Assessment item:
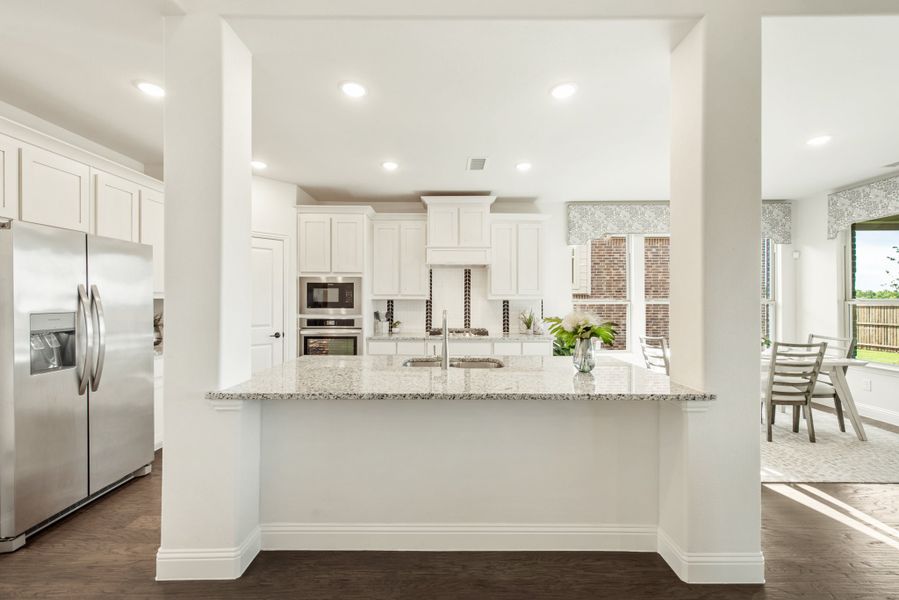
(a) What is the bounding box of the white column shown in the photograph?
[661,7,764,584]
[156,15,261,581]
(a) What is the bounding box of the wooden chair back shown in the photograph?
[640,336,670,375]
[764,341,827,406]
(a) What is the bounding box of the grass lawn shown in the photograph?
[856,348,899,365]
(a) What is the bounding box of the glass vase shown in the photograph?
[572,337,596,373]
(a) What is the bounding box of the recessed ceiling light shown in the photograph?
[135,81,165,98]
[550,82,578,100]
[806,135,832,147]
[382,161,398,172]
[516,162,532,172]
[341,82,367,98]
[251,160,267,170]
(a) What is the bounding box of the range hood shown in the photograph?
[423,195,495,266]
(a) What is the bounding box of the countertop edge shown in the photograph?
[205,391,717,402]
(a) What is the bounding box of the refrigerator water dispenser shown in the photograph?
[29,312,77,374]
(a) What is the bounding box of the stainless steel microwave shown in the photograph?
[299,276,362,315]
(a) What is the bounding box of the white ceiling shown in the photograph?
[1,5,898,201]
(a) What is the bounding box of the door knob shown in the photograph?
[270,332,282,339]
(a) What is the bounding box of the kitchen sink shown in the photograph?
[401,358,504,369]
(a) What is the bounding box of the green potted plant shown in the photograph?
[390,320,402,334]
[545,312,616,372]
[519,309,536,334]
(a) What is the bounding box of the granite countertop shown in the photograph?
[207,355,714,403]
[368,331,554,343]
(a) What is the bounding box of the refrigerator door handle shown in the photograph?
[76,284,93,395]
[89,284,107,392]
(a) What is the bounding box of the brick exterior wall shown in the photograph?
[644,237,669,300]
[588,237,627,299]
[645,303,669,340]
[574,303,628,351]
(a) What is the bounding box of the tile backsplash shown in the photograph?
[374,267,543,334]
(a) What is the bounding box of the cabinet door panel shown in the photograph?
[332,215,364,273]
[458,205,489,247]
[399,221,428,297]
[517,224,543,296]
[489,223,516,297]
[95,171,139,241]
[21,145,90,232]
[0,134,19,219]
[427,206,458,247]
[372,222,400,296]
[298,214,331,273]
[139,189,165,295]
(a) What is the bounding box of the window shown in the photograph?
[847,218,899,365]
[761,238,776,343]
[571,235,775,352]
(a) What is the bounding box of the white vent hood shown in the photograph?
[422,196,496,266]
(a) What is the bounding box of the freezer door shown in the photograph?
[86,235,154,494]
[0,222,89,539]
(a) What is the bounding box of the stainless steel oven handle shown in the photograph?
[76,284,93,395]
[89,284,106,392]
[299,329,363,335]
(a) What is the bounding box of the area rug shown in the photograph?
[761,410,899,483]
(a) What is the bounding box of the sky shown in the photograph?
[855,230,899,291]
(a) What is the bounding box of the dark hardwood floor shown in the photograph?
[2,451,899,599]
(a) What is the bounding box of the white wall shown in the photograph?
[791,192,899,426]
[252,176,299,358]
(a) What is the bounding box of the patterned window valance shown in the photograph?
[567,200,792,245]
[827,174,899,239]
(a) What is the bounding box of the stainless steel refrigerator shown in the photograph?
[0,220,154,552]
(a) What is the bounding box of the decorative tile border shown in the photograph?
[463,269,471,329]
[502,301,510,334]
[386,300,394,334]
[425,269,433,332]
[567,201,791,244]
[828,174,899,239]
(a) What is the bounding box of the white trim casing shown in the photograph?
[155,527,261,581]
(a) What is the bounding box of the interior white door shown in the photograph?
[251,236,285,374]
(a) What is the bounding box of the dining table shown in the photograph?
[761,354,869,441]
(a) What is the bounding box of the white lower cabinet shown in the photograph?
[397,340,426,355]
[370,339,552,356]
[368,340,397,355]
[521,341,553,355]
[492,341,522,355]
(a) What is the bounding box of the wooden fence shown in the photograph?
[855,305,899,352]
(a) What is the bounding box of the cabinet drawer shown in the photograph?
[492,342,522,355]
[521,341,552,356]
[396,340,426,355]
[449,341,492,356]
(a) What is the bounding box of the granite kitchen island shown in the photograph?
[203,355,717,570]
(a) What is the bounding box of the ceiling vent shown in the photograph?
[884,160,899,168]
[467,157,488,171]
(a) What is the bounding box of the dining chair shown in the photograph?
[762,341,827,443]
[639,336,670,375]
[807,333,856,433]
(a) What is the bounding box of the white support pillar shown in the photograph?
[156,15,261,580]
[661,7,764,584]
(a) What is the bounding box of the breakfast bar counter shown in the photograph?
[206,355,714,403]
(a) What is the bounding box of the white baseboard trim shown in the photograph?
[155,527,261,581]
[855,402,899,428]
[261,522,658,552]
[656,528,764,584]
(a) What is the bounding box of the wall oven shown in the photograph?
[299,317,362,356]
[299,276,361,315]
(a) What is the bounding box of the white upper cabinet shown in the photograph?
[139,188,165,295]
[331,214,365,274]
[422,196,495,266]
[489,223,517,297]
[94,170,139,242]
[0,134,19,220]
[298,213,332,273]
[371,218,428,299]
[297,209,369,275]
[399,220,428,296]
[371,222,400,296]
[20,145,90,232]
[489,217,547,299]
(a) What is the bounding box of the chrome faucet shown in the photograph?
[441,309,449,370]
